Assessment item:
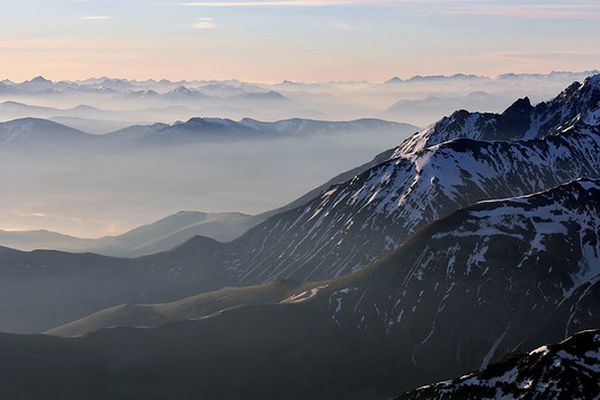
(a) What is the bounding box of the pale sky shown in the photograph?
[1,0,600,82]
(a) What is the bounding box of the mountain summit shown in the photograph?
[397,74,600,154]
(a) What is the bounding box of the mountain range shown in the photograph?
[0,116,416,147]
[0,74,599,398]
[1,71,597,124]
[0,211,257,257]
[1,75,600,335]
[2,178,600,399]
[3,71,596,94]
[105,117,412,144]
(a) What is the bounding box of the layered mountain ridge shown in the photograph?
[105,116,412,144]
[1,76,600,335]
[49,178,600,340]
[3,178,600,399]
[0,211,256,257]
[217,121,600,284]
[0,116,416,146]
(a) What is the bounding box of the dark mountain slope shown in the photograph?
[202,75,600,284]
[395,329,600,400]
[0,237,230,333]
[46,277,303,337]
[0,304,385,400]
[52,178,600,337]
[1,122,599,334]
[2,77,599,335]
[0,122,600,332]
[7,179,598,400]
[218,123,600,284]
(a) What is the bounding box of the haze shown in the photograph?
[1,0,599,237]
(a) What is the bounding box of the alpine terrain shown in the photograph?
[1,178,600,399]
[1,76,600,335]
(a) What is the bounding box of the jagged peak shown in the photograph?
[583,73,600,88]
[550,73,599,104]
[168,86,194,95]
[394,74,600,156]
[502,96,533,116]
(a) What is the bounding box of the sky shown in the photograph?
[1,0,600,82]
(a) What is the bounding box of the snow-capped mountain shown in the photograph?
[385,74,489,85]
[395,329,600,400]
[203,75,600,284]
[397,74,600,154]
[48,179,600,345]
[165,86,208,99]
[314,178,600,351]
[48,178,600,341]
[2,77,600,335]
[4,179,600,399]
[216,123,599,284]
[17,76,56,93]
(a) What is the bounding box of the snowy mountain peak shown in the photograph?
[168,86,195,96]
[397,330,600,400]
[173,117,240,130]
[393,73,600,157]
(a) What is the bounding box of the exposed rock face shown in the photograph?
[395,329,600,400]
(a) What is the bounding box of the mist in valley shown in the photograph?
[0,128,415,237]
[0,70,596,238]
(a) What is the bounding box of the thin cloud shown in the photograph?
[182,1,395,7]
[487,50,600,60]
[193,17,217,29]
[421,1,600,20]
[180,0,600,19]
[334,22,355,30]
[80,16,111,20]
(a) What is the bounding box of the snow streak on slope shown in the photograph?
[225,125,600,284]
[305,179,600,378]
[395,74,600,156]
[213,75,600,285]
[396,329,600,400]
